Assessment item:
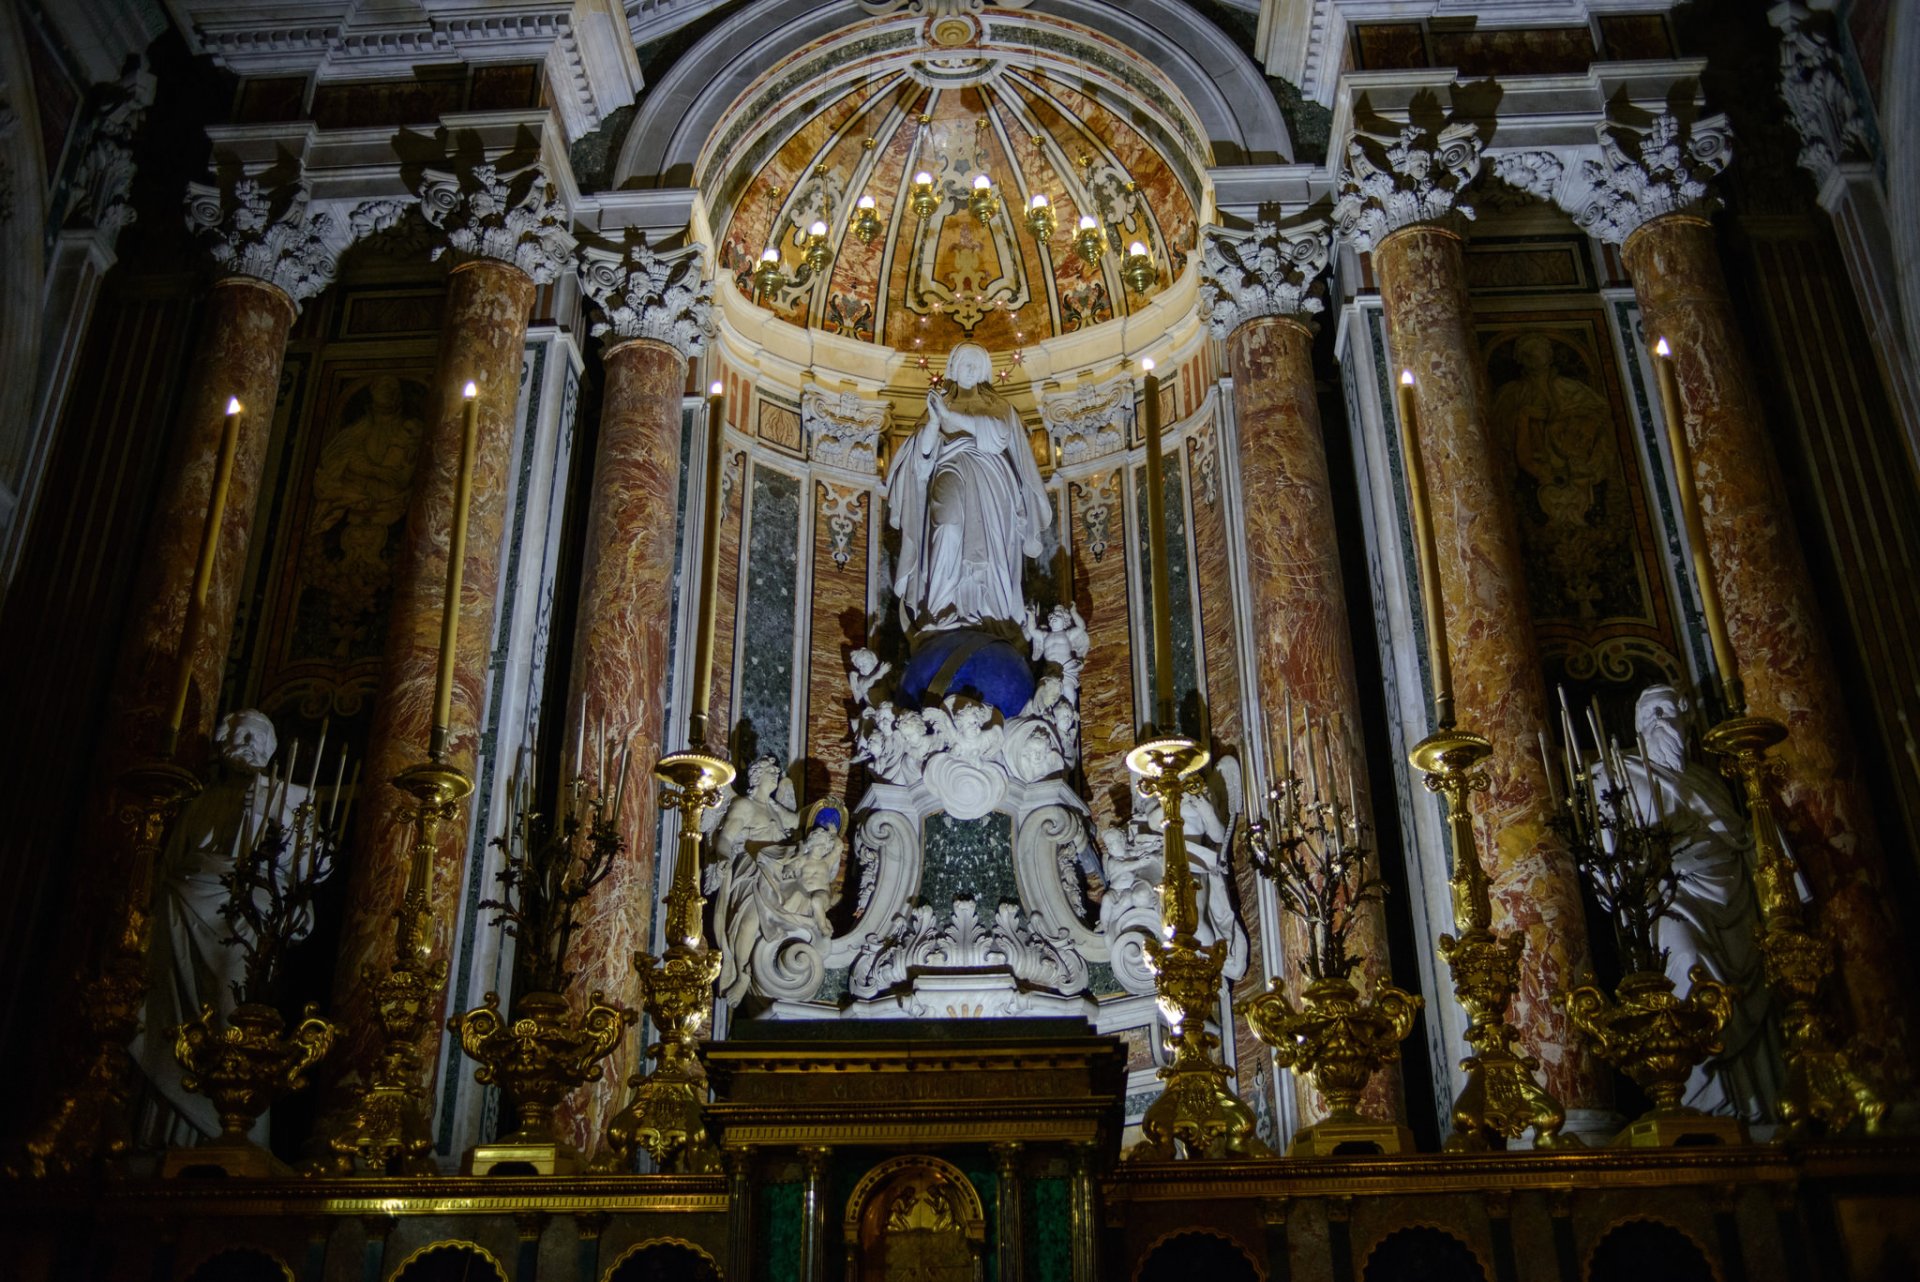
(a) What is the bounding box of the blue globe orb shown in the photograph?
[899,629,1036,719]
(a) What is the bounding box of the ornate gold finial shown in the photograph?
[593,749,735,1174]
[1121,737,1275,1161]
[1410,728,1577,1151]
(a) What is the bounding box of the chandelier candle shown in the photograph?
[688,382,728,749]
[1651,337,1741,713]
[165,395,243,756]
[1140,359,1175,733]
[431,382,480,761]
[1394,370,1453,729]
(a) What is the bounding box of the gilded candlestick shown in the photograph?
[164,396,243,757]
[687,383,727,750]
[430,382,480,761]
[1651,338,1741,714]
[1394,371,1453,729]
[1141,360,1175,733]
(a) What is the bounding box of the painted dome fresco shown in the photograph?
[699,7,1208,354]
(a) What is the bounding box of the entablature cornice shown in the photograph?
[1208,163,1339,225]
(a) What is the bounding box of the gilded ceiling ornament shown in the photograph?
[416,160,576,283]
[1332,117,1484,252]
[1198,220,1331,339]
[1771,3,1873,186]
[1560,114,1733,245]
[579,235,714,356]
[183,175,343,306]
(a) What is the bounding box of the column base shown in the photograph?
[1287,1117,1416,1158]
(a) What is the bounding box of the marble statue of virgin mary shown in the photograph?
[885,342,1051,636]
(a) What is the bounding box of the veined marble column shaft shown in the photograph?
[333,255,537,1076]
[1624,213,1911,1056]
[1372,222,1599,1108]
[558,238,712,1154]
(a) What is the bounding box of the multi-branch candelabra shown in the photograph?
[451,734,636,1175]
[1543,702,1740,1147]
[1242,703,1420,1156]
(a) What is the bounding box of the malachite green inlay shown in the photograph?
[921,812,1018,910]
[1028,1176,1073,1282]
[758,1181,804,1282]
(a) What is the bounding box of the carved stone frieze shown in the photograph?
[183,177,343,305]
[849,896,1088,999]
[1771,4,1872,186]
[1068,470,1119,562]
[64,63,154,242]
[818,482,866,572]
[1333,118,1484,252]
[579,236,713,355]
[416,161,575,283]
[802,387,888,472]
[1564,115,1733,245]
[1198,220,1330,338]
[1040,377,1131,464]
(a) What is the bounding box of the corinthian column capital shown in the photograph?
[417,161,576,283]
[1333,117,1485,252]
[1199,220,1331,338]
[1568,114,1732,245]
[1771,4,1873,188]
[579,236,714,356]
[184,176,342,306]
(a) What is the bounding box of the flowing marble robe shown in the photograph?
[886,343,1050,636]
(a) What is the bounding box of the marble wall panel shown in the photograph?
[735,463,802,763]
[1133,458,1201,738]
[804,482,871,812]
[707,444,747,753]
[1068,468,1134,830]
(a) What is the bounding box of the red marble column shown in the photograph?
[554,335,686,1151]
[1624,213,1913,1059]
[1374,224,1602,1110]
[84,277,297,932]
[1227,314,1402,1124]
[332,258,537,1088]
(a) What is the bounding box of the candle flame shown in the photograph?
[709,381,725,397]
[1655,337,1672,357]
[1399,369,1415,386]
[226,397,243,414]
[462,381,478,399]
[1141,358,1156,372]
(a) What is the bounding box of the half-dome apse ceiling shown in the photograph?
[703,10,1207,354]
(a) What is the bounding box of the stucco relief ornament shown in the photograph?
[417,161,576,283]
[802,388,888,472]
[1332,118,1484,253]
[1040,377,1132,465]
[1561,114,1733,246]
[1771,4,1872,185]
[818,483,865,571]
[581,236,714,355]
[65,63,155,242]
[184,177,344,305]
[1197,220,1331,339]
[1068,470,1118,562]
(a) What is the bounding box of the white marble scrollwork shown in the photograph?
[1333,117,1484,253]
[803,387,888,473]
[848,896,1088,999]
[818,483,865,572]
[416,160,576,283]
[1772,4,1873,187]
[1198,220,1331,339]
[1039,377,1131,464]
[1097,772,1248,996]
[65,62,153,242]
[1068,470,1119,563]
[579,235,713,355]
[184,176,345,306]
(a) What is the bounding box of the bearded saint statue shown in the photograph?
[885,342,1051,636]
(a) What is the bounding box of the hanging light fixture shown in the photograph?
[910,171,940,220]
[1025,193,1056,241]
[804,219,833,275]
[1122,239,1158,293]
[852,194,882,244]
[1073,214,1104,265]
[968,173,999,222]
[753,247,784,298]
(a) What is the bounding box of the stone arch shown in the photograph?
[613,0,1289,189]
[1134,1227,1263,1282]
[1361,1224,1490,1282]
[602,1236,724,1282]
[1585,1216,1720,1282]
[388,1241,510,1282]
